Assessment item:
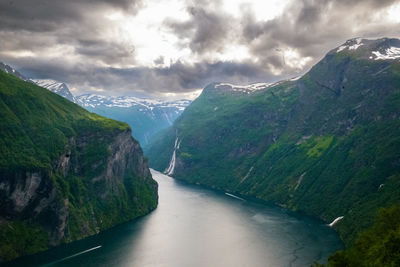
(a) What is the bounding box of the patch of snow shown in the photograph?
[215,82,273,94]
[337,38,364,53]
[328,216,344,227]
[289,76,302,81]
[372,46,400,60]
[336,46,347,53]
[348,38,363,50]
[75,94,191,112]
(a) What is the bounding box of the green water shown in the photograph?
[7,170,342,267]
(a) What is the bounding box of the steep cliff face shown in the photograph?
[146,38,400,245]
[0,70,158,261]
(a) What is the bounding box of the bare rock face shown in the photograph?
[0,129,157,261]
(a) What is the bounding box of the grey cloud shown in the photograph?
[164,0,400,79]
[2,0,400,98]
[153,56,165,65]
[241,0,400,63]
[14,58,274,97]
[0,0,142,32]
[165,3,233,55]
[0,0,141,67]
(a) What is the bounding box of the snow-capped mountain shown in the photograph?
[31,79,75,102]
[334,37,400,60]
[0,62,28,81]
[75,94,190,112]
[75,94,191,146]
[0,62,192,146]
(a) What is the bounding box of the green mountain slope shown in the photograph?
[0,70,158,261]
[315,203,400,266]
[146,38,400,246]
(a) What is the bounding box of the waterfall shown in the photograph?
[165,132,181,176]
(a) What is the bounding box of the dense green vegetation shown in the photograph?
[0,222,48,261]
[0,70,128,172]
[0,70,157,261]
[146,39,400,247]
[313,203,400,266]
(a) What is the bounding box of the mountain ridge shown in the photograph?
[0,69,158,261]
[0,62,192,146]
[146,37,400,246]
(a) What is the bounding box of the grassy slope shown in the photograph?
[0,71,157,261]
[0,70,128,172]
[146,52,400,246]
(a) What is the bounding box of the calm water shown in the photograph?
[7,170,342,267]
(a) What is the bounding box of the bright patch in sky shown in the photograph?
[1,50,36,58]
[283,49,312,70]
[387,2,400,23]
[104,0,191,67]
[104,0,292,68]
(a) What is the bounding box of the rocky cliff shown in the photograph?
[0,70,158,261]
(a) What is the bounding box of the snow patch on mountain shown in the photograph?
[215,82,274,94]
[0,62,29,81]
[32,79,75,102]
[75,94,191,112]
[372,46,400,60]
[336,38,364,53]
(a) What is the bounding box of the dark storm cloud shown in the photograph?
[1,0,400,97]
[165,3,233,55]
[0,0,142,32]
[16,58,272,96]
[0,0,141,66]
[162,0,400,88]
[240,0,400,66]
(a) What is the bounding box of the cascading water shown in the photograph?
[165,132,181,176]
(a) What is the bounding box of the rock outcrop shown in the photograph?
[0,70,158,261]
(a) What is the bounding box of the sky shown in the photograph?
[1,0,400,100]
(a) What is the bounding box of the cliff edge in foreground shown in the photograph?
[0,70,158,261]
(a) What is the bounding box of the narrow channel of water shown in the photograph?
[7,170,342,267]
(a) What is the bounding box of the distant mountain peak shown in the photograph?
[75,94,191,111]
[203,81,284,97]
[31,79,75,102]
[334,37,400,60]
[0,62,28,81]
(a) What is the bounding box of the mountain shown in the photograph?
[28,76,191,147]
[75,94,191,147]
[0,62,28,81]
[146,37,400,247]
[0,69,158,261]
[31,79,76,102]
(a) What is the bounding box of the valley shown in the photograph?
[146,38,400,249]
[1,36,400,266]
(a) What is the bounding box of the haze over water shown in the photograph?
[9,170,342,267]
